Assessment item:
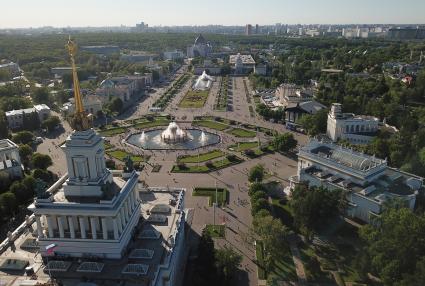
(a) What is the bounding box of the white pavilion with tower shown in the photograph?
[28,38,141,259]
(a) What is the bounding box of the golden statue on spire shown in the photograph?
[66,36,91,131]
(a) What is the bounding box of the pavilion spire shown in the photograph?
[66,36,91,131]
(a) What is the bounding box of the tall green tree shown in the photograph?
[271,132,297,153]
[31,153,52,170]
[359,205,425,286]
[290,185,344,234]
[248,164,265,183]
[215,246,242,285]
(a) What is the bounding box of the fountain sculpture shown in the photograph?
[161,122,187,143]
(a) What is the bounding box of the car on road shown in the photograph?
[34,137,43,144]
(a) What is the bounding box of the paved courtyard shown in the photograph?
[32,72,309,286]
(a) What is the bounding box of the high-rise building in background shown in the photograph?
[245,24,252,35]
[255,24,259,34]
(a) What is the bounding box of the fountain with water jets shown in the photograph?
[161,122,187,143]
[139,131,146,143]
[126,121,221,150]
[199,131,207,144]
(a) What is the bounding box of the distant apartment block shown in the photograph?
[388,27,425,40]
[245,24,252,35]
[289,139,423,223]
[0,139,23,179]
[5,104,51,129]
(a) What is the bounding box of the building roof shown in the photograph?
[194,34,206,45]
[0,139,18,150]
[303,140,386,172]
[229,54,256,65]
[285,101,326,114]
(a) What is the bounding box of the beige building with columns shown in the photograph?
[28,128,141,259]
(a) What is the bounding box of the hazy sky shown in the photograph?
[2,0,425,28]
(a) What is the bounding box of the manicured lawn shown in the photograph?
[228,141,258,151]
[133,119,170,129]
[193,187,229,206]
[171,165,210,173]
[227,128,257,138]
[177,150,225,163]
[192,120,229,131]
[205,224,225,238]
[106,149,147,162]
[99,127,126,136]
[179,90,210,108]
[104,142,114,150]
[171,156,243,173]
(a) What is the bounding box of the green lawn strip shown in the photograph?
[204,224,225,238]
[171,156,243,173]
[171,165,210,173]
[104,142,114,150]
[227,128,257,138]
[228,141,258,151]
[179,90,210,108]
[106,149,148,163]
[177,150,224,163]
[255,241,267,279]
[193,187,229,206]
[133,119,170,129]
[192,120,229,131]
[99,127,126,136]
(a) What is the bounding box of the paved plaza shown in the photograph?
[30,71,309,286]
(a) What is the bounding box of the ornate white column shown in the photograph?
[120,208,126,226]
[124,201,130,221]
[133,190,138,207]
[113,217,119,240]
[57,216,65,238]
[47,216,55,238]
[68,216,75,239]
[36,215,43,238]
[79,217,87,239]
[101,217,108,240]
[117,212,123,233]
[90,217,97,240]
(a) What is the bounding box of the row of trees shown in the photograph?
[192,230,242,286]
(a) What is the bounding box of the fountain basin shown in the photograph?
[126,128,221,150]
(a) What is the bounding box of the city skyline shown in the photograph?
[2,0,425,29]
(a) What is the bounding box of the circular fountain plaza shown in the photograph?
[126,122,221,150]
